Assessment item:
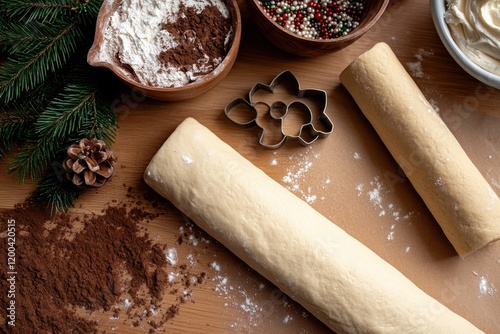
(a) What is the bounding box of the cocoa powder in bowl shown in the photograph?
[95,0,235,88]
[158,4,232,80]
[88,0,241,101]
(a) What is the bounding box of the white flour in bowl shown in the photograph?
[98,0,232,87]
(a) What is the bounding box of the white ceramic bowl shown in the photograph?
[430,0,500,89]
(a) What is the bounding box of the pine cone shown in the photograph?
[63,138,116,188]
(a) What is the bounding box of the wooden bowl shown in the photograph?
[246,0,389,57]
[87,0,242,101]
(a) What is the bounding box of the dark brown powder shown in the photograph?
[159,4,231,75]
[1,183,325,333]
[0,187,209,333]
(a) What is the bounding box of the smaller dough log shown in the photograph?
[144,117,482,333]
[340,42,500,256]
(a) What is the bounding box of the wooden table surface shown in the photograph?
[1,1,500,333]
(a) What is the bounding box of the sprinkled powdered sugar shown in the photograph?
[209,260,309,330]
[478,277,496,295]
[364,175,416,241]
[473,272,498,296]
[429,99,441,113]
[182,155,194,164]
[211,261,221,271]
[238,290,261,316]
[274,147,330,204]
[354,153,416,245]
[166,247,178,265]
[406,48,434,79]
[210,263,264,326]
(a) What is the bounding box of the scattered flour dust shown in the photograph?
[355,173,416,245]
[209,260,305,331]
[489,176,500,191]
[271,147,331,204]
[473,272,498,296]
[406,48,434,79]
[429,99,441,114]
[210,262,266,327]
[165,247,178,265]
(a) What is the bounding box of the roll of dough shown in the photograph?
[340,42,500,257]
[144,117,482,333]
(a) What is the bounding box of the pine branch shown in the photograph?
[8,69,118,182]
[0,0,100,24]
[45,63,119,144]
[0,17,8,53]
[83,93,118,145]
[8,136,61,181]
[0,103,38,157]
[79,89,120,148]
[37,74,118,139]
[36,85,97,139]
[0,74,62,157]
[0,19,84,104]
[0,0,117,212]
[33,166,84,214]
[1,20,54,54]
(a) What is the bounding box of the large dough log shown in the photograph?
[144,117,482,333]
[340,42,500,257]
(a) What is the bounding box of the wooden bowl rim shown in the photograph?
[248,0,390,44]
[87,0,242,93]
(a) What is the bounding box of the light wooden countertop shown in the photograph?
[1,1,499,333]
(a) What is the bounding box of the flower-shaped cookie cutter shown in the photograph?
[224,71,334,149]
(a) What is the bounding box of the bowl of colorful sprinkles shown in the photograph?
[247,0,389,56]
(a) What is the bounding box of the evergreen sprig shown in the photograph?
[0,0,120,213]
[34,163,85,215]
[0,101,39,158]
[0,0,101,25]
[0,11,85,103]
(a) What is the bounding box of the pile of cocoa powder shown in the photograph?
[0,186,208,333]
[159,4,231,77]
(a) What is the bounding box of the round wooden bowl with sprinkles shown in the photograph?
[247,0,389,56]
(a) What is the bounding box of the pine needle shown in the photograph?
[0,104,38,154]
[8,137,60,181]
[0,0,118,212]
[0,0,98,23]
[33,168,84,214]
[2,20,56,54]
[0,19,83,104]
[36,85,97,139]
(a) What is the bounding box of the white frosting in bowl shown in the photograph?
[445,0,500,75]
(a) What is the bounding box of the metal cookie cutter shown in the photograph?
[224,71,334,149]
